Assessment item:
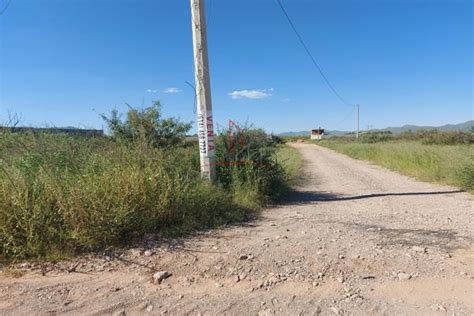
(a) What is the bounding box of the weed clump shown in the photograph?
[0,104,293,262]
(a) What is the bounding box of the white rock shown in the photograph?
[144,250,155,257]
[397,272,411,281]
[152,271,171,284]
[19,263,31,269]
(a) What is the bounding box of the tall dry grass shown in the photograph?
[0,128,296,262]
[318,140,474,191]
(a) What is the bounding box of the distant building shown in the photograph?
[2,127,104,137]
[310,128,325,140]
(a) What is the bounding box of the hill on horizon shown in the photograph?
[278,120,473,137]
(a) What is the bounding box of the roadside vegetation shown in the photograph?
[314,130,474,192]
[275,144,303,186]
[0,102,300,262]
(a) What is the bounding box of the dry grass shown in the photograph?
[318,140,474,191]
[0,131,300,262]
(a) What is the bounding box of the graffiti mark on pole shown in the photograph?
[198,113,207,155]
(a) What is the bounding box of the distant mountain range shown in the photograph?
[278,120,474,137]
[278,130,348,137]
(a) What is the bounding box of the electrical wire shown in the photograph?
[332,108,355,131]
[0,0,12,16]
[276,0,353,108]
[185,81,197,114]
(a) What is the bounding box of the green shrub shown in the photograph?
[360,131,393,143]
[0,111,296,262]
[399,130,474,145]
[457,161,474,191]
[101,101,192,149]
[215,127,288,204]
[0,135,249,261]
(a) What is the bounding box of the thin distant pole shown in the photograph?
[356,104,360,139]
[190,0,216,182]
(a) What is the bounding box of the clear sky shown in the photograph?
[0,0,472,133]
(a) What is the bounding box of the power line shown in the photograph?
[0,0,12,16]
[275,0,352,108]
[185,81,197,114]
[332,108,355,130]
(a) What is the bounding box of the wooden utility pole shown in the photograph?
[190,0,216,182]
[356,104,360,139]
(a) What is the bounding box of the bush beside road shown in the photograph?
[0,104,300,262]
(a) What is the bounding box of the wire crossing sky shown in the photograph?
[0,0,472,133]
[276,0,353,108]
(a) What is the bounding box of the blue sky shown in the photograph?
[0,0,472,133]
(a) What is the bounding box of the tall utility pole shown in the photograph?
[190,0,216,182]
[356,104,360,139]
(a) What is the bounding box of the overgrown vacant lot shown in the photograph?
[0,104,298,263]
[316,131,474,191]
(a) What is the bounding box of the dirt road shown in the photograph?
[1,143,473,315]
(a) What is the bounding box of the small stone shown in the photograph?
[239,255,249,260]
[152,271,171,284]
[144,250,155,257]
[397,272,411,281]
[19,263,31,269]
[235,275,240,283]
[146,305,153,312]
[337,276,344,283]
[437,305,447,312]
[112,310,126,316]
[268,276,280,284]
[215,282,223,288]
[338,255,345,259]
